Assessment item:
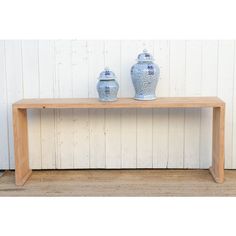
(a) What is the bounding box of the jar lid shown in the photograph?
[137,49,154,62]
[98,67,116,80]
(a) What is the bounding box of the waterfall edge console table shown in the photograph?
[12,97,225,186]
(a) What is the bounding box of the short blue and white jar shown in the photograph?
[131,49,160,100]
[97,67,119,102]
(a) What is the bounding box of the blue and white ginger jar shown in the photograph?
[131,49,160,100]
[97,67,119,102]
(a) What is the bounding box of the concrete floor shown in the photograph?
[0,169,236,196]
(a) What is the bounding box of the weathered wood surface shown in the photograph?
[12,96,225,185]
[12,108,32,185]
[13,97,224,109]
[1,170,236,196]
[1,40,235,171]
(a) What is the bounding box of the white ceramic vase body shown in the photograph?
[131,49,160,100]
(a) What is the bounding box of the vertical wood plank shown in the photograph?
[13,107,32,185]
[137,108,153,167]
[0,41,9,169]
[105,109,121,168]
[73,109,90,168]
[55,40,74,168]
[120,40,137,97]
[120,41,139,168]
[233,40,236,168]
[184,108,201,167]
[153,40,170,168]
[89,109,105,168]
[104,40,121,168]
[21,40,42,169]
[88,40,105,98]
[71,40,89,168]
[2,40,235,171]
[136,41,154,168]
[120,40,157,168]
[210,106,225,183]
[5,40,24,169]
[168,40,185,168]
[121,109,136,168]
[39,40,56,169]
[218,40,235,169]
[88,41,106,168]
[200,41,218,168]
[121,40,154,168]
[184,41,202,168]
[153,109,169,168]
[168,109,185,168]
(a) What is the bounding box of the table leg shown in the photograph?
[209,106,225,183]
[13,107,32,186]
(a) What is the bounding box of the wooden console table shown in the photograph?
[12,97,225,185]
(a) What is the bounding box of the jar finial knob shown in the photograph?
[143,49,148,53]
[104,66,110,71]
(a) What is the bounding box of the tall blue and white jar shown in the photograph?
[97,67,119,102]
[131,49,160,100]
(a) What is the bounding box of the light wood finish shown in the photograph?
[2,40,235,171]
[12,97,225,185]
[210,106,225,183]
[1,169,236,196]
[13,107,32,185]
[13,97,224,109]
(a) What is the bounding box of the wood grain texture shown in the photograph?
[71,40,90,168]
[12,108,32,185]
[153,41,170,168]
[210,106,225,183]
[89,109,106,168]
[22,40,42,169]
[137,108,153,167]
[1,40,235,171]
[55,41,74,168]
[12,96,225,185]
[233,42,236,169]
[184,41,202,168]
[104,41,121,168]
[13,97,224,109]
[200,41,218,168]
[136,41,154,168]
[105,109,121,168]
[217,41,234,168]
[168,41,186,168]
[5,41,24,169]
[0,41,9,169]
[39,40,56,169]
[121,109,137,168]
[2,169,236,196]
[88,41,106,168]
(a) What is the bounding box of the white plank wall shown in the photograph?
[39,40,56,169]
[153,41,170,168]
[184,41,201,168]
[104,40,121,168]
[168,41,185,168]
[22,40,42,169]
[200,41,218,168]
[71,40,90,168]
[0,41,9,169]
[4,41,24,169]
[1,40,236,170]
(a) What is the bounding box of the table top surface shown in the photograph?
[13,97,225,109]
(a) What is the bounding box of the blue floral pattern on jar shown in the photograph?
[97,67,119,102]
[131,49,160,100]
